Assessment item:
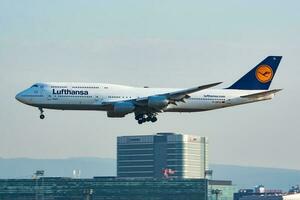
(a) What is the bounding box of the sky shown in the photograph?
[0,0,300,170]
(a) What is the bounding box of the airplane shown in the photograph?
[15,56,282,124]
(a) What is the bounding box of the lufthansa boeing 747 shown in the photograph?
[16,56,282,124]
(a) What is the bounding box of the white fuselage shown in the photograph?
[16,82,274,113]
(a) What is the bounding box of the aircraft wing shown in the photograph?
[240,89,282,98]
[166,82,222,100]
[135,82,222,105]
[100,82,222,110]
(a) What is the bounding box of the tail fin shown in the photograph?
[227,56,282,90]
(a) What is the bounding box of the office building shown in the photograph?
[117,132,208,178]
[0,177,234,200]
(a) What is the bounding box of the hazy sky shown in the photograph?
[1,0,299,170]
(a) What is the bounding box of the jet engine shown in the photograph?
[107,102,135,118]
[148,96,168,109]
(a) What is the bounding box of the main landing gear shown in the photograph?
[135,113,157,124]
[39,107,45,119]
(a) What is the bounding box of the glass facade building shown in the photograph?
[0,177,234,200]
[117,133,208,178]
[0,177,208,200]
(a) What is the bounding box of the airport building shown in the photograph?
[117,132,208,178]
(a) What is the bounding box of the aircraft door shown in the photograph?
[45,86,53,101]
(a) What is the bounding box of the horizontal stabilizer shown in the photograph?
[240,89,282,98]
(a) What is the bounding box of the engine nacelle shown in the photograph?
[107,102,135,118]
[148,96,168,109]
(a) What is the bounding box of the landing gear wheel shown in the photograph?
[135,113,158,124]
[39,107,45,120]
[151,117,157,123]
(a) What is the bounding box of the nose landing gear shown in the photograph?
[39,108,45,119]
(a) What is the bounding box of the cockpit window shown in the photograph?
[31,84,38,88]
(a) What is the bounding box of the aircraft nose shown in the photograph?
[15,92,24,103]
